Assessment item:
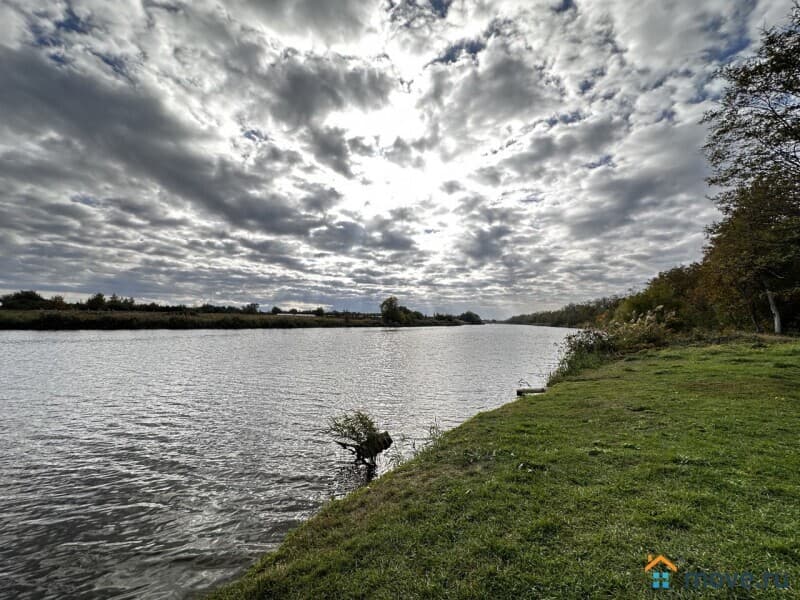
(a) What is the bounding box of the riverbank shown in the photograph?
[210,338,800,598]
[0,310,465,330]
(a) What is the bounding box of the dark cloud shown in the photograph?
[501,116,626,176]
[440,180,464,194]
[265,51,395,128]
[458,225,513,263]
[552,0,578,14]
[382,137,425,168]
[309,220,367,252]
[306,126,355,178]
[471,166,507,186]
[297,183,344,213]
[309,216,417,254]
[250,142,304,168]
[429,0,454,19]
[236,237,307,271]
[430,37,485,65]
[0,45,322,236]
[102,197,192,229]
[347,136,376,156]
[450,199,531,270]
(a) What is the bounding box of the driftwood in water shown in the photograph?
[336,431,393,464]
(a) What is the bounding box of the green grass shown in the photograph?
[211,340,800,599]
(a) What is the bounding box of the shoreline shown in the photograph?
[0,310,470,331]
[209,338,800,599]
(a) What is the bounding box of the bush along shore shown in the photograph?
[209,335,800,599]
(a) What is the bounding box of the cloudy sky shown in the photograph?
[0,0,793,317]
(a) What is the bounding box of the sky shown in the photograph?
[0,0,793,318]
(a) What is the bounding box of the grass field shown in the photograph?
[210,339,800,599]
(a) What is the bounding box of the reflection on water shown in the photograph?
[0,324,571,599]
[332,462,377,496]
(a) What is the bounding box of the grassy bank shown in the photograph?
[0,311,465,330]
[211,339,800,599]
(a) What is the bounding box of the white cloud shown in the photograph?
[0,0,790,317]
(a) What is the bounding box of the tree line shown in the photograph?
[0,290,334,318]
[510,4,800,335]
[379,296,482,325]
[0,291,484,327]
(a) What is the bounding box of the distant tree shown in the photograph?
[458,311,483,324]
[289,308,298,314]
[86,293,106,311]
[50,295,68,310]
[380,296,402,324]
[271,306,282,315]
[243,303,260,314]
[106,294,125,311]
[313,307,325,317]
[506,297,622,328]
[0,290,51,310]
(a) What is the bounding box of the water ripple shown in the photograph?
[0,325,569,599]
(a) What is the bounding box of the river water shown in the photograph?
[0,324,571,599]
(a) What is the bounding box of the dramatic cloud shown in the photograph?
[0,0,793,316]
[262,51,395,128]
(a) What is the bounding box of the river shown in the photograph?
[0,324,571,599]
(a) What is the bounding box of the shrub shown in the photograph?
[606,307,677,351]
[547,308,678,385]
[327,411,392,465]
[547,329,616,385]
[327,411,379,447]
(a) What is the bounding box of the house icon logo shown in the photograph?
[645,554,678,590]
